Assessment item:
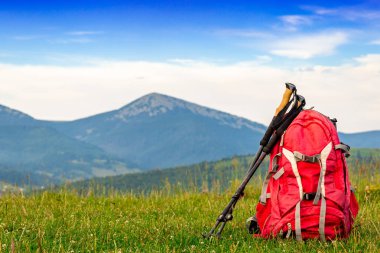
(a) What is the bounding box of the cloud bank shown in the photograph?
[270,31,348,59]
[0,55,379,132]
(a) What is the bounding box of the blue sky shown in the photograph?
[0,0,379,132]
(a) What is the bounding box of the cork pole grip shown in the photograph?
[275,85,294,116]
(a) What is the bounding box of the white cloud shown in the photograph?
[279,15,313,31]
[48,38,94,44]
[302,6,338,15]
[253,55,272,64]
[370,39,380,45]
[270,31,348,59]
[11,35,45,41]
[303,6,380,21]
[214,29,273,38]
[66,31,104,36]
[0,55,379,132]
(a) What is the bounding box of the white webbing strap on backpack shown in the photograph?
[283,148,303,241]
[313,142,332,241]
[259,153,281,204]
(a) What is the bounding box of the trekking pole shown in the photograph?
[203,83,305,239]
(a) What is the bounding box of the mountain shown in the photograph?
[1,93,379,186]
[46,93,380,169]
[0,106,135,186]
[339,131,380,148]
[51,93,267,169]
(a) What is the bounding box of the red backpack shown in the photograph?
[254,109,359,241]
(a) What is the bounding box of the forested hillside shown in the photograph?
[70,148,380,194]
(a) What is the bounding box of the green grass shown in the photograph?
[0,178,379,252]
[1,150,379,252]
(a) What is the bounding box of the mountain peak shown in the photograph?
[132,92,179,109]
[0,104,35,125]
[143,92,169,98]
[110,93,266,132]
[114,92,180,118]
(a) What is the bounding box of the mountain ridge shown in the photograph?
[0,104,37,125]
[1,93,380,186]
[0,106,136,186]
[112,93,266,132]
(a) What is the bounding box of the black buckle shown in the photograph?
[305,155,320,163]
[303,192,316,201]
[294,151,320,163]
[246,215,260,234]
